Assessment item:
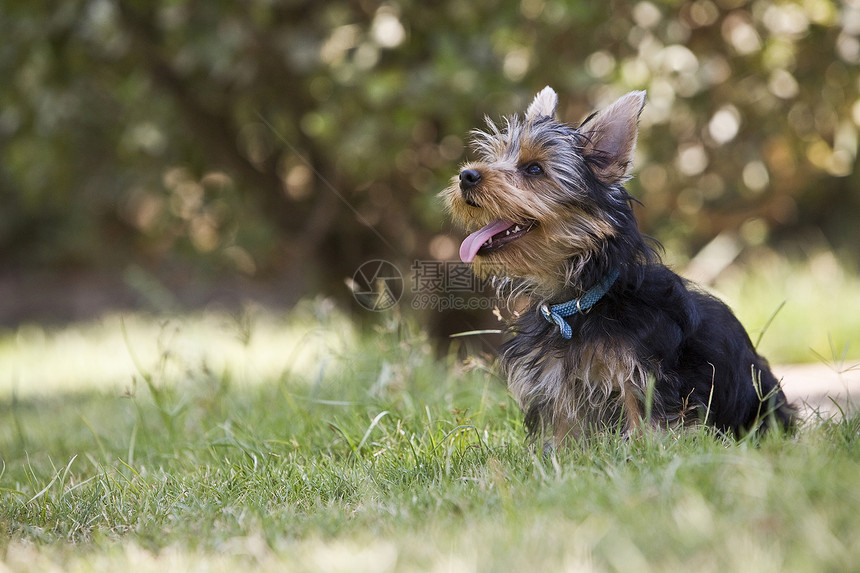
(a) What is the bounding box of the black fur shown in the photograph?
[501,168,795,440]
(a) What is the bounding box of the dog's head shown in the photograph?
[442,87,646,297]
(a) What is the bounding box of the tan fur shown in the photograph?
[581,91,645,184]
[525,86,559,120]
[623,384,643,433]
[505,337,650,444]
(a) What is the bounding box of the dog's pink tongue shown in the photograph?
[459,219,514,263]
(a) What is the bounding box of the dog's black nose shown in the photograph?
[459,169,482,190]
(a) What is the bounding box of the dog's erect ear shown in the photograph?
[582,91,646,184]
[526,86,558,121]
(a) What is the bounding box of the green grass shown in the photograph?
[1,269,860,571]
[713,250,860,364]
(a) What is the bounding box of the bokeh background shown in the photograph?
[1,0,858,336]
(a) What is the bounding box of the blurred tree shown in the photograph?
[0,0,857,314]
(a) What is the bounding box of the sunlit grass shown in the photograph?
[714,250,860,365]
[0,298,356,399]
[1,260,859,571]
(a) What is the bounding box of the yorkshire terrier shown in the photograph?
[444,86,794,445]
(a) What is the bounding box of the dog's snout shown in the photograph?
[459,169,482,191]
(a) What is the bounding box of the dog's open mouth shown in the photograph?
[459,219,537,263]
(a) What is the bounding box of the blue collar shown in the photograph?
[539,270,620,339]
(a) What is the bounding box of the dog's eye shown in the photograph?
[523,162,544,177]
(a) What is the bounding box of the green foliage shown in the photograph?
[2,307,860,571]
[0,0,858,295]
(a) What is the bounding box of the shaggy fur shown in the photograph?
[443,86,794,445]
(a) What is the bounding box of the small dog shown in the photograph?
[444,86,794,445]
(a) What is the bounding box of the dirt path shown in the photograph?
[777,363,860,419]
